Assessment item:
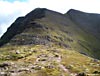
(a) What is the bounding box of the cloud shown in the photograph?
[1,0,28,3]
[0,0,31,37]
[0,0,100,37]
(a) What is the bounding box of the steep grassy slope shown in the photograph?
[67,9,100,37]
[66,9,100,59]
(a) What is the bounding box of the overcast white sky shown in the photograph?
[0,0,100,37]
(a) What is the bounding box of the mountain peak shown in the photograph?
[67,9,84,15]
[67,9,77,12]
[0,8,64,46]
[25,8,47,19]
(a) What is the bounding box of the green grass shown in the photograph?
[34,17,100,59]
[0,45,100,76]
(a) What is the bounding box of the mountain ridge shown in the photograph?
[0,8,73,46]
[0,8,100,59]
[0,8,47,46]
[0,8,100,76]
[0,8,100,58]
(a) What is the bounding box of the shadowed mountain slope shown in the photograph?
[67,9,100,59]
[67,9,100,38]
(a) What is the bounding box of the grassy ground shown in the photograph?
[0,45,100,76]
